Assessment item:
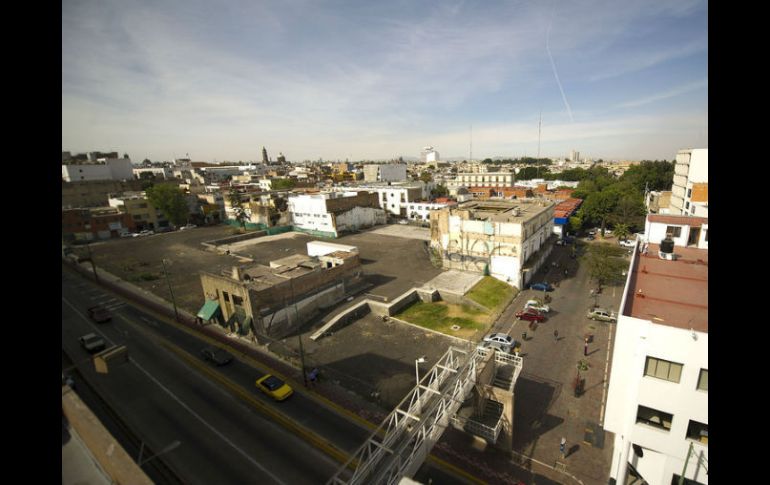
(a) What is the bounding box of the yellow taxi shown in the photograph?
[255,374,294,401]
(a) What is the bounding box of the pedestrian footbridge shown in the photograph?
[328,345,522,485]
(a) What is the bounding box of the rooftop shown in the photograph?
[623,243,708,333]
[452,199,553,223]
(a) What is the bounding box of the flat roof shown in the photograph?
[454,199,553,223]
[648,214,708,226]
[623,244,708,333]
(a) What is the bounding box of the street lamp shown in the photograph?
[138,439,180,467]
[415,356,426,387]
[161,259,179,322]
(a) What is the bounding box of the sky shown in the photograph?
[62,0,708,162]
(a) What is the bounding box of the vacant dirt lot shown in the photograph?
[82,224,444,315]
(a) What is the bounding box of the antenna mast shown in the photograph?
[537,110,542,159]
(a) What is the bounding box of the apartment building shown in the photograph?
[405,200,457,224]
[108,192,169,231]
[447,172,515,191]
[670,149,708,217]
[603,236,708,485]
[430,199,554,288]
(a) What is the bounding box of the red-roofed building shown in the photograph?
[551,198,582,239]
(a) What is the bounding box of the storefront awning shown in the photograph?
[197,300,221,321]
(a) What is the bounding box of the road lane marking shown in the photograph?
[62,296,287,484]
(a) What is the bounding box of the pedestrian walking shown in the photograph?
[522,331,527,341]
[584,337,589,356]
[553,329,559,341]
[560,437,567,459]
[308,367,319,387]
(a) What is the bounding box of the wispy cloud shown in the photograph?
[615,79,708,109]
[62,0,708,161]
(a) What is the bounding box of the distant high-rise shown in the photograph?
[262,147,269,164]
[569,149,580,163]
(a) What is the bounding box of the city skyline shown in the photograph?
[63,0,708,163]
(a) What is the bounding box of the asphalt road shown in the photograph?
[62,267,372,484]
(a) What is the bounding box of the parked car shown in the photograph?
[524,299,550,313]
[483,333,514,348]
[478,339,516,353]
[515,308,546,322]
[139,229,154,236]
[397,220,409,225]
[200,347,234,366]
[618,238,637,248]
[87,305,111,323]
[585,234,595,241]
[529,282,554,292]
[79,333,106,354]
[587,229,597,236]
[120,232,135,238]
[586,307,617,322]
[179,224,197,231]
[255,374,294,401]
[156,226,174,233]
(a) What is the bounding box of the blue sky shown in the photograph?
[62,0,708,162]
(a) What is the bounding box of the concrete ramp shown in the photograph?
[421,270,484,295]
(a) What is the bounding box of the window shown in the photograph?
[697,369,708,391]
[687,188,692,198]
[232,295,243,306]
[644,356,683,383]
[666,226,682,237]
[636,405,673,431]
[704,229,708,242]
[685,201,690,209]
[223,291,230,302]
[686,420,708,444]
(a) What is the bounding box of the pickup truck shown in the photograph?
[79,333,106,354]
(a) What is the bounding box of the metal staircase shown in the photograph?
[328,346,522,485]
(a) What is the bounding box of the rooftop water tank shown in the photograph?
[659,236,676,260]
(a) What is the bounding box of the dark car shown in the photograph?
[200,347,234,366]
[515,308,546,322]
[87,305,111,323]
[79,333,106,354]
[529,282,554,292]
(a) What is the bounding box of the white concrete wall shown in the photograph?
[289,195,336,234]
[688,149,708,183]
[335,206,386,232]
[379,164,407,182]
[63,164,112,182]
[490,255,520,286]
[604,314,708,485]
[406,202,452,221]
[645,220,706,249]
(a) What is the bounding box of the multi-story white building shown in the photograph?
[430,199,554,288]
[62,158,134,182]
[363,164,408,183]
[446,172,514,191]
[345,182,432,217]
[670,149,708,218]
[288,191,386,238]
[421,146,440,165]
[603,233,708,485]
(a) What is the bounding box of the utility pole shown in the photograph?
[86,242,98,283]
[290,277,307,387]
[161,259,179,322]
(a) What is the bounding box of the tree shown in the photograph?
[613,223,631,242]
[420,171,433,183]
[516,166,549,180]
[583,243,627,288]
[142,158,152,166]
[271,178,295,190]
[146,184,189,226]
[430,184,448,199]
[580,188,621,235]
[610,193,646,231]
[228,188,248,229]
